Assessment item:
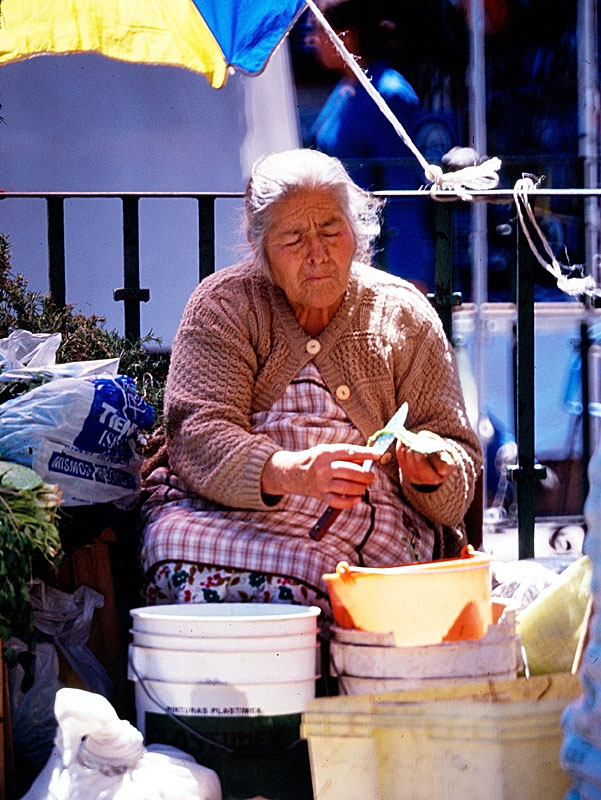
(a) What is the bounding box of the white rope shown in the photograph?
[513,176,601,299]
[305,0,502,199]
[306,0,600,293]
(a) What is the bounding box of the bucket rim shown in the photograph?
[130,602,322,623]
[129,628,317,647]
[323,556,491,580]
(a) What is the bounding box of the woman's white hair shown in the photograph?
[245,148,383,272]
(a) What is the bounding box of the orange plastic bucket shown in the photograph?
[323,547,493,647]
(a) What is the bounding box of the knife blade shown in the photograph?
[309,402,409,541]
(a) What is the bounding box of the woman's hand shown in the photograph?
[261,444,380,508]
[396,430,456,488]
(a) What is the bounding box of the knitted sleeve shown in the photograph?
[393,296,483,526]
[164,272,282,511]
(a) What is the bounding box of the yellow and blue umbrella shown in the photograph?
[0,0,306,88]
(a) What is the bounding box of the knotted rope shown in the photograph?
[513,176,601,299]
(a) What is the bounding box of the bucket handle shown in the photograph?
[128,655,304,757]
[128,654,235,753]
[336,545,478,579]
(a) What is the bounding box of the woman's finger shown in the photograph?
[397,445,454,486]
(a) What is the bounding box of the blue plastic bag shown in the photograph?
[0,374,155,506]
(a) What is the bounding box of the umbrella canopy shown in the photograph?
[0,0,306,88]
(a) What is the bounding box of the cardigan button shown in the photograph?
[306,339,321,355]
[335,384,351,401]
[380,452,393,465]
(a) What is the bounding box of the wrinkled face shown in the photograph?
[264,188,356,315]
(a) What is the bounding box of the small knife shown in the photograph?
[309,402,409,541]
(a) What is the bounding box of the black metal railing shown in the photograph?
[3,187,601,555]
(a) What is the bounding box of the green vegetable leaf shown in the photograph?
[0,460,43,491]
[367,426,457,462]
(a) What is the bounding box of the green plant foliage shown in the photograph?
[0,232,169,424]
[0,460,62,661]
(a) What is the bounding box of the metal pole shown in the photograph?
[508,226,547,559]
[429,203,462,341]
[468,0,491,490]
[581,320,592,506]
[47,197,66,307]
[577,0,600,284]
[114,197,151,342]
[198,195,216,282]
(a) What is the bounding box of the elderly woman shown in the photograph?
[139,148,482,614]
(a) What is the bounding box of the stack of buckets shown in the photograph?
[329,599,522,694]
[298,551,583,799]
[128,603,321,800]
[322,550,520,692]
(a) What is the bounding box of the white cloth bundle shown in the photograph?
[23,688,222,800]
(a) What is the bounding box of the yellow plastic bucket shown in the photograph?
[323,548,493,646]
[301,673,582,800]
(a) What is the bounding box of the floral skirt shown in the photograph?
[143,561,333,623]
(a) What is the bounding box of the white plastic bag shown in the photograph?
[8,639,63,774]
[491,558,560,612]
[0,328,119,380]
[0,329,62,371]
[29,580,113,698]
[22,688,223,800]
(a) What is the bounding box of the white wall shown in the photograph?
[0,45,300,345]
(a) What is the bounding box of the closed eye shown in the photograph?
[320,221,344,237]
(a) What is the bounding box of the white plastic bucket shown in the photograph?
[128,603,321,720]
[330,600,521,694]
[128,603,321,800]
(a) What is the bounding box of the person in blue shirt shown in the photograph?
[307,0,456,293]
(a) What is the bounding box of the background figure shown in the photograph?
[304,0,465,293]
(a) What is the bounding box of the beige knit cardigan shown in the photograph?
[162,259,482,550]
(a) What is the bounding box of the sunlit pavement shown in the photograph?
[482,515,586,566]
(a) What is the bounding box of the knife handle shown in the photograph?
[309,506,342,541]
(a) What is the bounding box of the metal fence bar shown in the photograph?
[508,227,547,558]
[113,196,150,342]
[429,202,462,341]
[197,195,216,282]
[46,197,66,308]
[581,320,592,506]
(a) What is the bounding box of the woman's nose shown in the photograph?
[306,234,328,263]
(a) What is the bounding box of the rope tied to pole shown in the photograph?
[306,0,502,200]
[513,175,601,299]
